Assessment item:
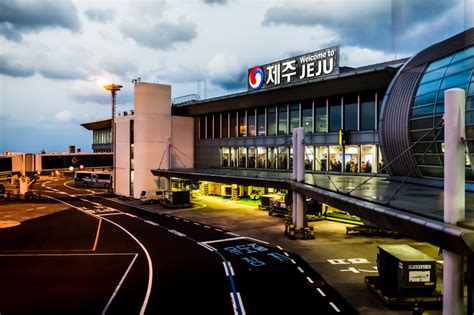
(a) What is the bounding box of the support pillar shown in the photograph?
[443,88,466,315]
[292,128,305,229]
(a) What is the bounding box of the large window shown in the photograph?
[238,110,246,137]
[213,114,220,138]
[315,146,328,171]
[257,147,266,168]
[230,147,238,167]
[315,98,327,133]
[344,145,359,173]
[302,100,313,134]
[289,103,300,133]
[248,109,256,137]
[248,147,256,168]
[199,116,206,139]
[239,147,247,167]
[329,96,341,132]
[257,108,265,136]
[267,147,277,169]
[329,146,343,171]
[278,105,288,135]
[277,146,288,169]
[221,147,229,167]
[361,145,376,173]
[360,92,376,130]
[305,146,314,170]
[267,106,277,136]
[206,114,213,139]
[222,112,229,138]
[230,111,237,138]
[344,94,358,131]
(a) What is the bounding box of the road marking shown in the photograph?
[223,262,229,276]
[102,253,139,315]
[316,288,326,297]
[306,277,314,284]
[204,225,211,229]
[92,218,102,251]
[168,229,186,237]
[230,292,238,314]
[173,217,180,220]
[37,206,46,210]
[197,242,216,252]
[144,220,160,226]
[182,219,190,223]
[222,261,235,277]
[236,292,246,315]
[194,222,201,226]
[215,228,223,232]
[165,214,171,218]
[123,213,137,218]
[283,252,289,257]
[226,232,240,237]
[329,302,341,313]
[297,267,304,273]
[246,237,269,245]
[202,236,247,244]
[290,259,296,264]
[100,213,122,217]
[276,245,283,250]
[228,262,235,276]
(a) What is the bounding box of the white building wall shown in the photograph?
[171,116,194,169]
[133,83,172,199]
[115,116,131,197]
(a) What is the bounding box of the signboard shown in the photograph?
[248,46,339,91]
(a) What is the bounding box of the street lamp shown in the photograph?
[103,83,122,194]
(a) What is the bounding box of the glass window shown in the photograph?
[230,147,238,167]
[267,147,277,169]
[329,96,341,132]
[238,110,246,137]
[361,145,376,173]
[199,116,206,139]
[378,147,386,173]
[206,115,213,139]
[305,146,314,170]
[239,147,247,167]
[410,117,433,130]
[315,98,327,133]
[451,46,474,63]
[221,147,229,167]
[257,108,265,136]
[248,109,256,137]
[277,146,288,169]
[344,145,359,173]
[213,114,220,138]
[267,106,277,136]
[445,56,474,77]
[302,100,313,134]
[469,83,474,96]
[416,80,442,96]
[412,104,434,118]
[329,146,343,171]
[360,92,375,130]
[289,103,300,133]
[315,146,328,171]
[344,94,358,131]
[425,55,453,72]
[278,105,288,135]
[222,112,229,138]
[413,92,437,107]
[289,147,293,169]
[440,71,472,90]
[248,147,256,168]
[230,111,237,138]
[257,147,266,168]
[419,67,447,85]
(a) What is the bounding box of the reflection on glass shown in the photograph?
[315,99,327,133]
[230,147,238,167]
[360,92,375,130]
[302,101,313,134]
[329,146,343,171]
[315,146,328,171]
[277,147,288,169]
[289,103,300,133]
[278,105,288,135]
[257,108,265,136]
[248,147,256,168]
[305,146,314,170]
[361,145,376,173]
[239,147,247,167]
[248,109,256,137]
[329,96,341,132]
[267,147,277,169]
[344,94,358,131]
[238,110,246,137]
[257,147,266,168]
[267,106,276,136]
[344,145,359,173]
[221,147,229,167]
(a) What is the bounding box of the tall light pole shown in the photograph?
[103,84,122,194]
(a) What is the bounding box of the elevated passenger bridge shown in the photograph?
[151,168,474,256]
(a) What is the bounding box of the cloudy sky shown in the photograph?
[0,0,473,153]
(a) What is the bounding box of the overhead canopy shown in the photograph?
[81,119,112,130]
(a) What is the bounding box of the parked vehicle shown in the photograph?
[74,171,112,188]
[140,190,165,204]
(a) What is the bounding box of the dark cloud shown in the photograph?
[262,0,463,52]
[85,9,115,23]
[209,68,246,91]
[120,21,197,50]
[37,68,88,81]
[0,0,80,41]
[0,55,35,78]
[100,58,138,79]
[202,0,229,5]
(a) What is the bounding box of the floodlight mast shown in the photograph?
[103,84,122,194]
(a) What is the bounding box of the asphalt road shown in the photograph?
[0,177,358,314]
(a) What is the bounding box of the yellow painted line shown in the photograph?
[92,218,102,251]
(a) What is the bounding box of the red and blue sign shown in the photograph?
[248,66,264,90]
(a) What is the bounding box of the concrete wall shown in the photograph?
[171,116,194,169]
[133,83,172,199]
[115,116,131,197]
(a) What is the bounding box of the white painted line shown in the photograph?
[204,225,211,229]
[297,267,304,273]
[123,213,137,218]
[227,262,235,276]
[197,242,216,252]
[194,222,201,226]
[144,220,159,226]
[245,236,269,245]
[165,214,171,218]
[290,259,296,264]
[283,252,289,257]
[306,277,314,284]
[276,245,283,250]
[168,229,186,237]
[230,292,238,315]
[102,254,138,315]
[226,232,240,237]
[236,292,246,315]
[183,219,190,223]
[80,199,88,202]
[329,302,341,313]
[215,228,223,232]
[100,213,122,217]
[316,288,326,297]
[37,206,46,210]
[223,262,229,276]
[202,237,246,244]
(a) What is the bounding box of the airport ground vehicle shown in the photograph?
[140,190,165,204]
[74,171,112,188]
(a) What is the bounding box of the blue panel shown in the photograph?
[451,46,474,63]
[444,56,474,77]
[416,80,442,96]
[425,55,453,72]
[412,104,434,118]
[414,92,437,107]
[419,67,447,84]
[440,71,471,90]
